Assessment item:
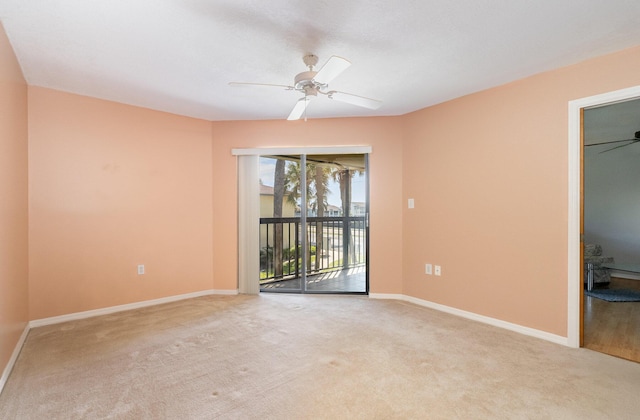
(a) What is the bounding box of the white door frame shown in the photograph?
[567,85,640,347]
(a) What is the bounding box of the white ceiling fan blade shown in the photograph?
[328,91,382,110]
[287,97,311,121]
[228,82,294,90]
[313,56,351,85]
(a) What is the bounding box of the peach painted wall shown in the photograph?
[28,88,214,319]
[0,23,29,377]
[402,46,640,336]
[211,118,404,294]
[14,31,640,340]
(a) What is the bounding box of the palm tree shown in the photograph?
[285,161,315,271]
[331,166,363,266]
[331,167,351,217]
[312,164,331,267]
[284,161,313,210]
[283,161,334,272]
[272,158,286,277]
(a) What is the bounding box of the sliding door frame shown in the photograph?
[233,146,372,295]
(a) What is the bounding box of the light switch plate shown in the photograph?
[425,263,432,275]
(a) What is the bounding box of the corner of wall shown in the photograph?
[0,20,30,392]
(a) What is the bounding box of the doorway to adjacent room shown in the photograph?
[581,97,640,362]
[568,85,640,360]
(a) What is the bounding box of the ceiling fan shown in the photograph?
[229,54,382,121]
[585,130,640,154]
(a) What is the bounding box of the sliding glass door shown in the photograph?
[259,153,368,294]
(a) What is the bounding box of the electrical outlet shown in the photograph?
[137,264,145,275]
[435,265,441,276]
[425,263,432,275]
[408,198,415,209]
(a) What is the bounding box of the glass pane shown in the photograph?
[305,154,367,293]
[259,156,301,292]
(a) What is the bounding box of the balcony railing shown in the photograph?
[259,216,366,284]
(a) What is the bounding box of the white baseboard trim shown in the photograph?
[30,289,236,328]
[370,293,569,346]
[369,293,404,300]
[212,289,240,295]
[0,323,30,396]
[369,293,406,300]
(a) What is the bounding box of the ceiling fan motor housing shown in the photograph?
[294,70,320,95]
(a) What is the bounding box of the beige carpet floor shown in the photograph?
[1,294,640,419]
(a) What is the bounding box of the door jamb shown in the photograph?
[567,85,640,347]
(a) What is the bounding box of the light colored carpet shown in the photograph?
[1,294,640,419]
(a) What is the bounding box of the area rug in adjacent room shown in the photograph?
[586,288,640,302]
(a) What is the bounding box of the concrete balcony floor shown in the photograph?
[261,265,366,293]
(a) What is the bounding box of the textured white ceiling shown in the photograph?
[2,0,640,121]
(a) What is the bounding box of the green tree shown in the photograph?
[285,161,313,271]
[284,161,312,210]
[284,160,333,271]
[312,164,332,267]
[272,158,286,277]
[331,167,363,266]
[330,168,352,216]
